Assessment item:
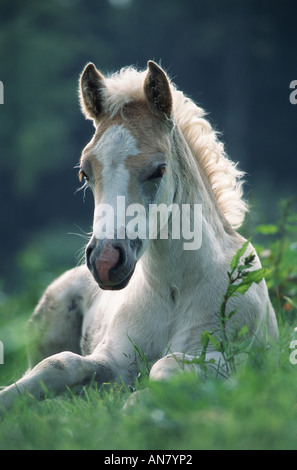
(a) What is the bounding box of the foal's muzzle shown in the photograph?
[86,236,140,290]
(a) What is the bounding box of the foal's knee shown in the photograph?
[149,353,191,381]
[149,356,175,381]
[149,353,213,381]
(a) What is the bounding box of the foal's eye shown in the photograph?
[147,164,167,181]
[78,169,89,182]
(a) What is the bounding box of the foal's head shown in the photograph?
[79,61,176,290]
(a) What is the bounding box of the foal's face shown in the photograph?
[80,106,174,290]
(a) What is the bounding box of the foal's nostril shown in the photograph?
[112,242,126,269]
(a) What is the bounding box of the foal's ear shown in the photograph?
[79,62,105,121]
[144,61,172,118]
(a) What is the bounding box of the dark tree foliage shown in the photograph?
[0,0,296,290]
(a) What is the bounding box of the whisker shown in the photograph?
[67,224,92,266]
[75,245,87,266]
[68,232,90,241]
[68,224,92,239]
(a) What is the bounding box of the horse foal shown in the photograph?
[0,61,278,411]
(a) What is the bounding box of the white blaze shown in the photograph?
[92,125,139,239]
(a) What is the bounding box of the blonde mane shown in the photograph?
[101,66,248,229]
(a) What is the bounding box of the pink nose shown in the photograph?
[96,240,120,283]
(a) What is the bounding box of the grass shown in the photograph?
[0,198,297,450]
[1,351,297,450]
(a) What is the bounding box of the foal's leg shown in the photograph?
[149,352,228,381]
[0,351,114,412]
[123,352,228,411]
[26,265,95,368]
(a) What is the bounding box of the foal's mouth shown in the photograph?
[98,265,136,291]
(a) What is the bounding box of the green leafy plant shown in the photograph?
[196,239,270,376]
[255,197,297,325]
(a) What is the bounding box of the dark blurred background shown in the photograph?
[0,0,296,294]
